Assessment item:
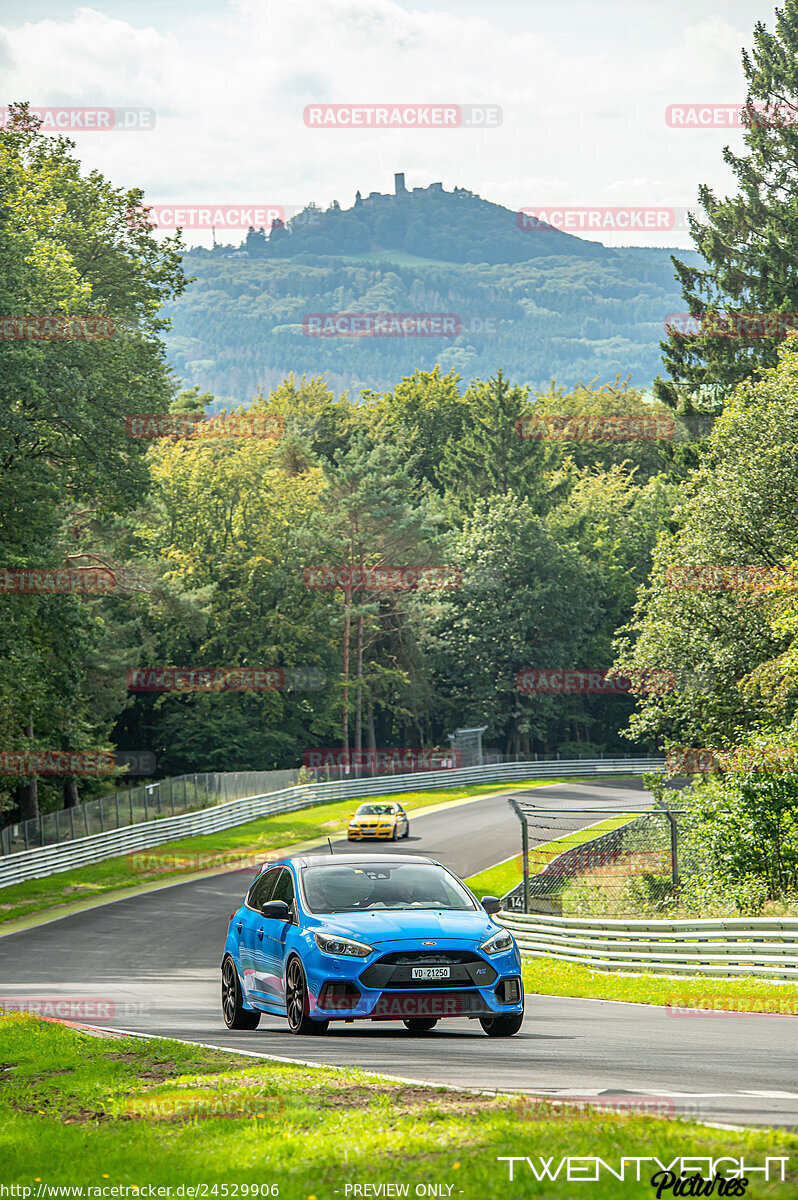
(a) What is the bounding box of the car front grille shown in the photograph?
[359,950,497,990]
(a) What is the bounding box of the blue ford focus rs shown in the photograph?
[221,853,524,1036]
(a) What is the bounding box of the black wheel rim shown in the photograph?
[286,959,305,1030]
[222,960,237,1025]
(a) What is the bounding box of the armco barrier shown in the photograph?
[0,757,662,889]
[498,911,798,981]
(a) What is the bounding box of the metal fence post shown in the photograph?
[84,805,89,836]
[655,799,679,894]
[508,797,531,914]
[99,796,104,833]
[170,777,175,814]
[70,808,76,839]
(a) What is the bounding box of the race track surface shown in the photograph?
[1,780,795,1130]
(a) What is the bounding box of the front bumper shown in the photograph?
[347,825,396,839]
[304,940,523,1021]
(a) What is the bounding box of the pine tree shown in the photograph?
[656,2,798,460]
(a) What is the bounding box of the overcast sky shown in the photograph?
[0,0,782,247]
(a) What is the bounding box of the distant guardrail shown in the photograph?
[498,911,798,981]
[0,757,662,889]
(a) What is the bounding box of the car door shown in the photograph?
[240,868,280,1003]
[258,867,297,1008]
[395,805,408,836]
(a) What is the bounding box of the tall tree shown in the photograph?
[655,2,798,452]
[0,104,186,818]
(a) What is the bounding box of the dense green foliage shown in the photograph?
[656,0,798,468]
[165,235,696,400]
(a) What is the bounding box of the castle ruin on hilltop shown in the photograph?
[355,173,466,207]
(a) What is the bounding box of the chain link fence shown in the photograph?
[503,802,688,917]
[0,770,298,855]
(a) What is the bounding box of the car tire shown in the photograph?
[479,1012,524,1037]
[285,957,329,1035]
[390,826,397,840]
[221,956,260,1030]
[403,1018,438,1033]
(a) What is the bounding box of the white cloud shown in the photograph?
[0,0,763,247]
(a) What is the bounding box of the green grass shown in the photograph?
[2,1014,795,1196]
[464,814,636,900]
[522,956,798,1015]
[0,779,571,928]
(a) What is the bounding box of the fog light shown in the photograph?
[494,977,521,1004]
[318,981,361,1010]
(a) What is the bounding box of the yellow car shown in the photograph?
[347,802,410,841]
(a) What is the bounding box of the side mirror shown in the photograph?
[260,899,291,920]
[481,895,502,915]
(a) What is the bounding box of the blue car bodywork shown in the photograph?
[221,853,524,1035]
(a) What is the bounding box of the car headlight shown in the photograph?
[314,932,374,957]
[480,930,515,955]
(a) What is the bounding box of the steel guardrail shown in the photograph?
[0,757,663,888]
[497,911,798,981]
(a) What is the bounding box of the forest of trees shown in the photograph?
[165,241,696,401]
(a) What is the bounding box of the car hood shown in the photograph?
[314,909,498,945]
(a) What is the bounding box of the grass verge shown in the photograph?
[1,1013,795,1197]
[0,779,572,928]
[522,955,798,1015]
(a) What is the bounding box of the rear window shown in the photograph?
[301,863,476,913]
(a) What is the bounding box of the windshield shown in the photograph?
[301,863,476,913]
[355,804,396,816]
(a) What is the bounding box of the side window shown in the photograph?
[271,868,296,919]
[247,868,279,911]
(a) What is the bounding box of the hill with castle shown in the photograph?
[241,173,608,265]
[163,175,699,402]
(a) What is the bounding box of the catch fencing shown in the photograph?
[502,805,683,916]
[498,911,798,981]
[0,756,662,888]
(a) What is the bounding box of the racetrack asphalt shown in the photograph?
[1,779,796,1130]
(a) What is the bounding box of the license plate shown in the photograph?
[411,966,450,980]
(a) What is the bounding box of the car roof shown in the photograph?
[286,853,436,868]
